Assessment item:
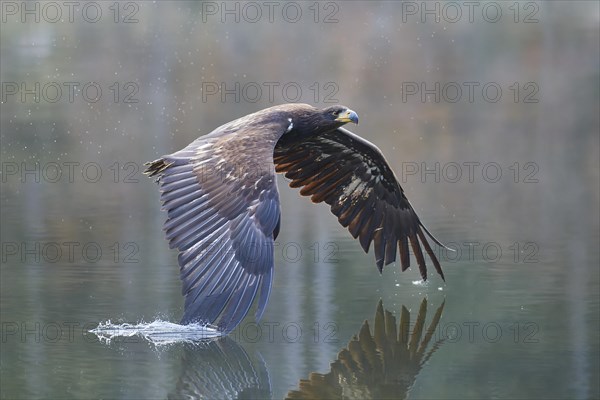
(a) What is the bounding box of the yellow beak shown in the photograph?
[335,109,359,124]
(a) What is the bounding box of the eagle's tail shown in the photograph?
[144,158,173,180]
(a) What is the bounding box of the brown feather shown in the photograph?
[409,234,427,280]
[417,227,445,281]
[273,126,446,281]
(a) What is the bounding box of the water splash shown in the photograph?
[90,319,223,346]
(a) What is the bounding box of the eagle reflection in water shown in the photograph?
[168,298,445,400]
[286,298,445,400]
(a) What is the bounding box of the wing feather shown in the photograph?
[145,114,288,332]
[274,127,445,280]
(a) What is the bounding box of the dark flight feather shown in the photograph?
[274,127,445,278]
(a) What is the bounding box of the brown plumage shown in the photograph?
[145,104,446,332]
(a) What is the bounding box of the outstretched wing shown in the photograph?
[274,127,444,280]
[146,130,282,333]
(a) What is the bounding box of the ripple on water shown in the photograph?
[90,319,223,346]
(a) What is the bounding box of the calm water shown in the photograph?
[1,2,599,399]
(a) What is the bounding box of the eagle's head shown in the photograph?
[323,105,359,125]
[281,104,358,141]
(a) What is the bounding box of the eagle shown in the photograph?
[145,104,446,333]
